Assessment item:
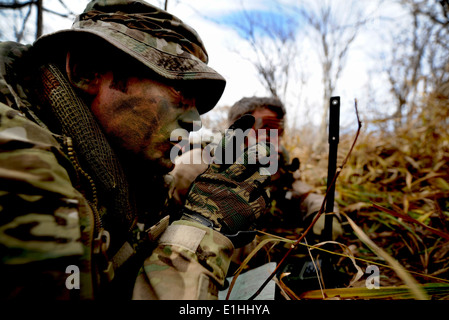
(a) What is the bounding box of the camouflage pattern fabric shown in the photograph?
[0,1,233,297]
[0,109,81,261]
[33,0,226,114]
[182,116,272,237]
[133,220,233,299]
[0,89,235,299]
[0,101,96,299]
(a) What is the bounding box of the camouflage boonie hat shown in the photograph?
[34,0,225,114]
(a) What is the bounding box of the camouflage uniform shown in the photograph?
[0,0,235,300]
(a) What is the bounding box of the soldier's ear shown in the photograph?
[66,51,101,95]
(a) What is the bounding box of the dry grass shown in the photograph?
[252,92,449,300]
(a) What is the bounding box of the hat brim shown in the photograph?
[34,28,226,114]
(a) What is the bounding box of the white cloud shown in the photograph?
[2,0,416,130]
[167,1,269,107]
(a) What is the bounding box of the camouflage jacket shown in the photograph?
[0,41,233,300]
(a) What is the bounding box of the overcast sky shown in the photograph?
[148,0,407,132]
[0,0,411,131]
[55,0,273,111]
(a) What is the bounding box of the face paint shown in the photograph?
[90,72,199,173]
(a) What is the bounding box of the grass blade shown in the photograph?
[300,283,449,300]
[341,212,429,300]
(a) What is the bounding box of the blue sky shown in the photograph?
[214,7,303,41]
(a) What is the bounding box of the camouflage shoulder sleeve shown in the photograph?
[132,220,234,300]
[0,102,93,299]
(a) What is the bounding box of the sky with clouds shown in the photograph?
[0,0,416,131]
[149,0,412,132]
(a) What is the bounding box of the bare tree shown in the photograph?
[413,0,449,26]
[206,0,371,149]
[225,2,300,104]
[157,0,180,12]
[385,10,432,128]
[36,0,43,38]
[298,0,370,151]
[0,0,83,42]
[224,0,372,149]
[383,0,449,129]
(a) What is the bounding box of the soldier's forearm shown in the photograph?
[132,220,234,300]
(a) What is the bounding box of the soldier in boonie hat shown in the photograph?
[0,0,272,300]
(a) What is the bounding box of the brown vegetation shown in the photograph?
[275,88,449,299]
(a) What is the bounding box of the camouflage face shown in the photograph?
[33,0,225,114]
[90,72,200,173]
[251,108,284,153]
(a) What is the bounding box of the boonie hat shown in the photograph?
[34,0,226,114]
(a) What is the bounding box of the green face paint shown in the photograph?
[90,73,199,174]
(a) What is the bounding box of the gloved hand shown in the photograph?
[181,115,272,246]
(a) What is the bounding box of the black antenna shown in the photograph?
[322,96,340,242]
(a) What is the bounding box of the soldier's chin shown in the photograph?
[157,157,175,173]
[127,154,174,175]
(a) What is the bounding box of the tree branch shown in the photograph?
[0,1,37,9]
